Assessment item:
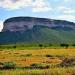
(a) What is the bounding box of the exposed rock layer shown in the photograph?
[2,17,75,32]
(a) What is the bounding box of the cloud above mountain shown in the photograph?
[0,0,51,12]
[0,0,75,14]
[0,0,33,10]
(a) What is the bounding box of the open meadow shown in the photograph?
[0,48,75,75]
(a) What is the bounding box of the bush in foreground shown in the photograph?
[59,58,75,67]
[24,63,50,69]
[0,62,16,69]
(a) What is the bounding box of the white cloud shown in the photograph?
[32,7,51,12]
[64,0,73,2]
[58,6,75,14]
[64,0,69,2]
[0,0,32,10]
[0,0,51,12]
[0,21,3,32]
[58,6,70,10]
[32,0,51,12]
[57,15,75,22]
[63,9,75,14]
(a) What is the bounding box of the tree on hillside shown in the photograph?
[72,44,75,47]
[13,45,16,48]
[60,44,69,48]
[39,44,43,48]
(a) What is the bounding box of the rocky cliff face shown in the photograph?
[2,17,75,32]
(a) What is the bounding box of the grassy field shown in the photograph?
[0,48,75,75]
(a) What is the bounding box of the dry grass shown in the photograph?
[0,48,75,75]
[0,49,75,66]
[0,67,75,75]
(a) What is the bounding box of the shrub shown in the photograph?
[25,54,32,57]
[59,58,75,67]
[3,62,16,69]
[25,63,49,69]
[72,44,75,46]
[20,54,32,57]
[60,44,69,48]
[13,45,16,48]
[39,44,43,48]
[45,54,53,57]
[49,44,52,46]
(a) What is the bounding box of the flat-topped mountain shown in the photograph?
[0,16,75,44]
[2,17,75,32]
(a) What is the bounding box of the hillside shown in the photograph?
[0,17,75,45]
[0,25,75,44]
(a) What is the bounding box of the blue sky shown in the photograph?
[0,0,75,31]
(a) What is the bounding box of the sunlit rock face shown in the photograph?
[3,21,33,32]
[2,17,52,32]
[2,17,75,32]
[2,17,33,32]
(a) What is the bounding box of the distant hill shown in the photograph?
[0,17,75,44]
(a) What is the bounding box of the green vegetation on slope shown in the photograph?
[0,25,75,45]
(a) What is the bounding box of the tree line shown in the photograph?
[0,43,75,49]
